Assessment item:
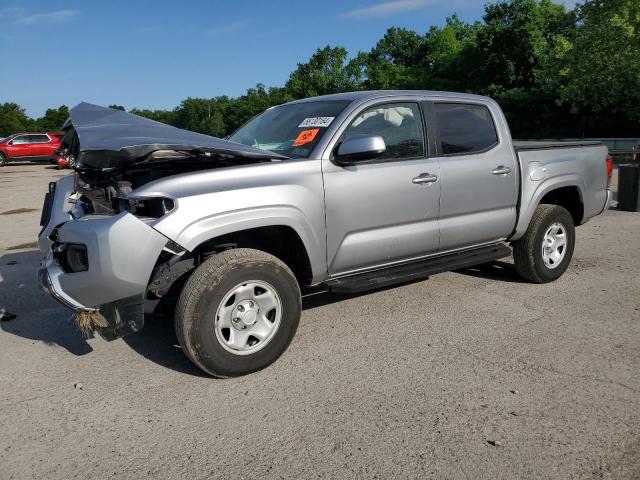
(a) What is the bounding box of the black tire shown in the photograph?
[0,153,7,167]
[512,204,575,283]
[175,248,301,378]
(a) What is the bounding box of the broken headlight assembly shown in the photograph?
[120,196,175,220]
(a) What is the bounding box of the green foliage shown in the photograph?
[421,15,482,91]
[37,106,69,132]
[0,0,637,139]
[539,0,640,130]
[476,0,575,89]
[357,27,427,89]
[0,103,32,135]
[285,46,362,98]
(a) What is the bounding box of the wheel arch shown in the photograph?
[538,185,584,225]
[191,224,316,288]
[511,176,585,241]
[160,205,327,285]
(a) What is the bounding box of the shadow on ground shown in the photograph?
[456,260,523,283]
[122,314,210,377]
[0,249,94,355]
[0,249,523,376]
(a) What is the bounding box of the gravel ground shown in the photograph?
[0,164,638,480]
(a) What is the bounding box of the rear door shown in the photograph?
[323,101,441,275]
[29,134,53,157]
[6,135,32,158]
[426,101,518,251]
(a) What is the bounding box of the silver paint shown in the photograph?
[38,90,610,314]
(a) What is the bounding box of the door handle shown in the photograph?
[492,165,512,176]
[412,173,438,184]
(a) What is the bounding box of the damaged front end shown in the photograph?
[38,200,174,339]
[37,102,283,340]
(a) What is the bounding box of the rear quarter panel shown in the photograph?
[512,144,608,240]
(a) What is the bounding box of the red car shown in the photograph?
[0,133,62,167]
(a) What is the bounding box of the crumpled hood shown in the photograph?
[64,102,286,169]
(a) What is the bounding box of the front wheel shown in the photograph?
[512,204,575,283]
[0,153,7,167]
[175,248,301,377]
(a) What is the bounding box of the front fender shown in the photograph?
[154,205,326,284]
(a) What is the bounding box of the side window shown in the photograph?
[31,134,50,143]
[343,103,424,160]
[434,103,498,155]
[11,135,29,145]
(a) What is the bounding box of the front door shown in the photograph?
[428,101,518,251]
[323,102,441,275]
[6,135,32,158]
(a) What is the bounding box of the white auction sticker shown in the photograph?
[298,117,335,128]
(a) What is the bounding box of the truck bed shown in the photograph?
[513,140,602,151]
[512,140,609,240]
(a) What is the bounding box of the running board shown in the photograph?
[326,244,512,294]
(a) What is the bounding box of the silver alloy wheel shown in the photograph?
[542,222,567,269]
[214,280,282,355]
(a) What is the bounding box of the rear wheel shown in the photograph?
[175,248,301,377]
[512,204,575,283]
[0,153,7,167]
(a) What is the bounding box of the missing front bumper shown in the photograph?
[39,265,146,340]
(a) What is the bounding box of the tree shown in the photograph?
[539,0,640,134]
[0,103,32,136]
[421,15,481,91]
[108,105,125,111]
[225,84,293,134]
[475,0,575,90]
[129,108,178,126]
[285,46,362,98]
[357,27,426,89]
[36,105,69,131]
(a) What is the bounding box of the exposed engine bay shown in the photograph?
[56,103,285,219]
[74,151,270,217]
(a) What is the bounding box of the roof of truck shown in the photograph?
[286,90,491,105]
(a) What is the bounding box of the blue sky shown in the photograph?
[0,0,577,117]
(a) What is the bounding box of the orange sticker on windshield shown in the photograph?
[293,128,319,146]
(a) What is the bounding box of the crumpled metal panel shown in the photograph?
[65,102,285,168]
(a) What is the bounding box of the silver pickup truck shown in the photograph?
[38,91,612,377]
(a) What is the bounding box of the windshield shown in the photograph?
[228,100,351,158]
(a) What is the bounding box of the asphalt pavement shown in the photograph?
[0,164,638,479]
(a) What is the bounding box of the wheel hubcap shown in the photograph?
[542,222,567,269]
[214,280,282,355]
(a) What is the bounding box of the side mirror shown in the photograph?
[335,135,386,163]
[7,140,14,146]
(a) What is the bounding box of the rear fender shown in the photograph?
[511,174,585,241]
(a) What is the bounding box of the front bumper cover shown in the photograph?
[38,185,170,340]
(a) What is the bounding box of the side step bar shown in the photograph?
[326,243,512,294]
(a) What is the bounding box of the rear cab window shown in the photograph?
[433,103,498,155]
